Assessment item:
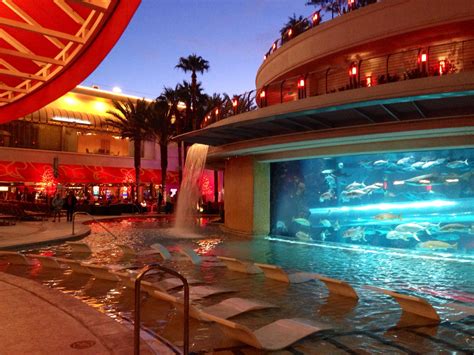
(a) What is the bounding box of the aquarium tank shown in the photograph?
[270,147,473,256]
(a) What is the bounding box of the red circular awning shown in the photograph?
[0,0,140,123]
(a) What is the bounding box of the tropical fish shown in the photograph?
[276,221,287,233]
[395,222,429,235]
[373,160,389,167]
[293,218,311,227]
[296,231,311,241]
[319,190,335,202]
[403,174,444,186]
[386,230,420,242]
[343,226,366,242]
[417,241,457,250]
[421,158,445,169]
[321,169,334,175]
[333,220,340,231]
[374,213,402,221]
[345,181,366,191]
[341,189,367,200]
[337,162,344,169]
[397,156,414,166]
[361,183,383,194]
[411,161,426,169]
[446,159,468,169]
[320,219,331,227]
[439,223,469,233]
[325,175,336,187]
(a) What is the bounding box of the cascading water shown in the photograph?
[174,143,209,232]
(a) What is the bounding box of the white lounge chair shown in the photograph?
[55,257,93,275]
[254,263,317,283]
[217,256,262,274]
[176,285,237,301]
[365,285,440,322]
[315,275,359,299]
[66,241,93,254]
[0,251,34,265]
[205,315,331,351]
[177,246,224,266]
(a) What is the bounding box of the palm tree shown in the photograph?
[280,14,310,43]
[222,91,257,118]
[106,99,153,202]
[149,96,174,199]
[161,85,184,184]
[175,54,209,131]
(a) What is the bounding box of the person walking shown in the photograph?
[64,190,77,222]
[51,193,63,222]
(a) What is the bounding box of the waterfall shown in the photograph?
[174,143,209,231]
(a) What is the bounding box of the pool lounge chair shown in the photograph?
[365,285,440,322]
[176,246,225,266]
[217,256,262,274]
[55,257,93,275]
[204,315,331,351]
[315,275,359,299]
[66,242,93,254]
[81,263,124,281]
[254,263,317,284]
[149,243,174,260]
[0,251,34,265]
[177,285,237,301]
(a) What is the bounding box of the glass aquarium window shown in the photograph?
[270,147,473,256]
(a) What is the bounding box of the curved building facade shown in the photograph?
[180,0,474,257]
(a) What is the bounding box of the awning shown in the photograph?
[0,161,179,186]
[22,107,117,132]
[0,0,141,123]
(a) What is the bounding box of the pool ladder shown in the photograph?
[134,264,190,355]
[71,211,118,238]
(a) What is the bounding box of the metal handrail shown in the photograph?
[134,264,189,355]
[71,211,117,239]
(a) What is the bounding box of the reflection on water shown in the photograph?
[9,218,473,353]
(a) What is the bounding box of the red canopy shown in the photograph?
[0,0,140,123]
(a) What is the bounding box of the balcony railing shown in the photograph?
[263,0,378,61]
[201,39,474,129]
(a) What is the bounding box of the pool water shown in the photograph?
[5,218,474,354]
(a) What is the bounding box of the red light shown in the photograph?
[439,60,446,75]
[288,28,293,37]
[312,12,319,23]
[366,76,372,87]
[421,53,427,63]
[232,99,238,107]
[215,108,219,115]
[348,0,355,4]
[272,42,277,50]
[259,90,266,98]
[426,185,432,192]
[263,55,267,60]
[298,79,305,88]
[350,66,357,76]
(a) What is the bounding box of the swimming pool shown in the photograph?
[6,217,474,353]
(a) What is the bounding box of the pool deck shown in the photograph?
[0,214,175,354]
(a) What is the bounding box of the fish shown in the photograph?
[341,189,367,199]
[293,218,311,227]
[345,181,366,191]
[374,213,402,221]
[397,156,414,166]
[361,183,383,194]
[395,223,429,235]
[296,231,311,241]
[446,159,468,169]
[343,226,366,242]
[276,221,287,233]
[417,241,457,250]
[321,169,334,175]
[373,160,389,167]
[411,161,426,169]
[386,230,420,242]
[337,162,344,169]
[319,190,335,202]
[333,220,340,231]
[325,175,336,187]
[421,158,445,169]
[320,219,331,227]
[439,223,469,233]
[432,233,460,241]
[403,174,444,186]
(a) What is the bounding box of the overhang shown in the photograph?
[0,0,140,123]
[177,76,474,148]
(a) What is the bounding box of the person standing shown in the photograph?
[65,190,77,222]
[51,193,63,222]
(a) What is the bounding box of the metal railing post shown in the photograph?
[71,211,117,239]
[134,264,189,355]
